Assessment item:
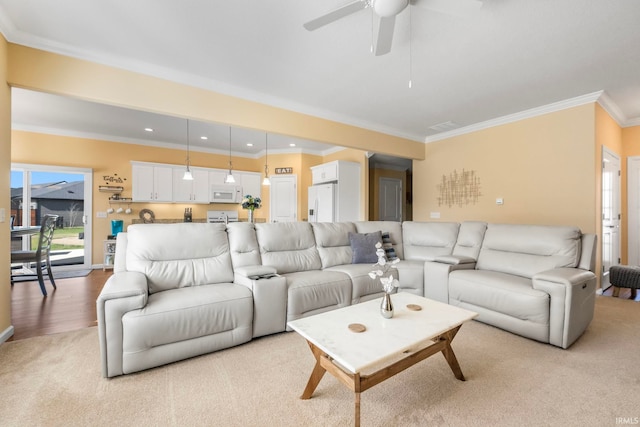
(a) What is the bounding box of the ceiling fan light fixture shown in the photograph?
[372,0,409,17]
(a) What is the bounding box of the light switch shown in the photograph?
[0,208,5,223]
[96,211,108,218]
[496,198,504,205]
[430,212,441,219]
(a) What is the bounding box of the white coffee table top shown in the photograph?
[287,293,477,374]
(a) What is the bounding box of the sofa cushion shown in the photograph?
[453,221,487,260]
[402,221,460,261]
[449,269,549,325]
[311,222,356,268]
[284,270,352,324]
[121,283,253,353]
[476,224,582,279]
[126,223,234,294]
[349,231,382,264]
[381,231,398,261]
[255,222,321,274]
[227,222,262,268]
[355,221,404,259]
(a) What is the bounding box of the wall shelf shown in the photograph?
[99,185,124,193]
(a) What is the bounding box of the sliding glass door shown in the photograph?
[10,164,93,270]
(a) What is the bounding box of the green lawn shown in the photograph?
[31,226,85,250]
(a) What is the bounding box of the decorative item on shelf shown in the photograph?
[99,185,124,193]
[368,242,400,318]
[183,119,194,181]
[241,195,262,223]
[111,220,124,236]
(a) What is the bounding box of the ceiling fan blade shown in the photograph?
[375,15,396,56]
[303,1,367,31]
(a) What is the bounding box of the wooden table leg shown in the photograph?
[300,341,327,399]
[355,390,361,427]
[438,326,466,381]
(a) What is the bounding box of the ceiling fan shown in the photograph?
[303,0,482,56]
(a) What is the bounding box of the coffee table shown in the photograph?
[287,292,478,426]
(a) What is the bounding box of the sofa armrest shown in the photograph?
[234,267,287,337]
[234,265,278,279]
[423,260,476,303]
[532,268,597,348]
[433,255,476,265]
[96,271,148,378]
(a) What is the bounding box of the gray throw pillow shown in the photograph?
[349,231,383,264]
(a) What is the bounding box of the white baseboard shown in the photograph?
[0,325,15,344]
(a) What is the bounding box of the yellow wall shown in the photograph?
[7,44,424,160]
[413,104,598,234]
[1,35,11,338]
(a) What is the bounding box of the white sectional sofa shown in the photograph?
[97,220,597,377]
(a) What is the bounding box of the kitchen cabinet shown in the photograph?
[237,171,262,200]
[311,161,339,184]
[172,167,209,203]
[209,170,229,186]
[132,163,173,202]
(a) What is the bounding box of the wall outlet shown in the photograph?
[96,211,108,218]
[496,198,504,205]
[0,208,4,223]
[430,212,441,219]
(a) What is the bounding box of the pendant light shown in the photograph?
[183,119,194,180]
[262,133,271,186]
[225,126,236,183]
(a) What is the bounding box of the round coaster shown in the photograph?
[348,323,366,333]
[406,304,422,311]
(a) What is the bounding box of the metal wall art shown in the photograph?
[437,169,482,207]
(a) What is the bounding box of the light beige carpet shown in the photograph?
[1,295,639,427]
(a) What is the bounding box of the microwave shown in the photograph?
[210,185,242,204]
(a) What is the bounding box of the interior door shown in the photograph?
[379,177,402,222]
[269,175,297,222]
[602,147,621,289]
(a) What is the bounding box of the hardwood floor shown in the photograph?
[9,269,111,341]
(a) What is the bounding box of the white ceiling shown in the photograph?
[1,0,640,157]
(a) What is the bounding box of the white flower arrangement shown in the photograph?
[368,242,400,293]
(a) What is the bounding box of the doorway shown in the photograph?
[10,163,93,270]
[379,177,403,221]
[269,175,297,222]
[601,148,621,290]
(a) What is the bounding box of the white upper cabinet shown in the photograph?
[172,167,209,203]
[236,172,262,200]
[132,163,173,202]
[311,161,339,184]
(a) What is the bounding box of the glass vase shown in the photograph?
[380,292,394,319]
[248,209,254,223]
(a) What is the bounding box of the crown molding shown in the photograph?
[425,91,605,143]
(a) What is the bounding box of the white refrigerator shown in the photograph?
[308,183,336,222]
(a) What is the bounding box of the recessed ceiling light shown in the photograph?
[144,128,153,132]
[200,136,208,140]
[246,143,253,147]
[289,143,296,147]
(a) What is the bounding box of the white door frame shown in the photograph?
[628,156,640,266]
[601,147,621,289]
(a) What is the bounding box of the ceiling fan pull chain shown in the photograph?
[408,3,413,88]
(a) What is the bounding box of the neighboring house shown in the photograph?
[11,181,84,228]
